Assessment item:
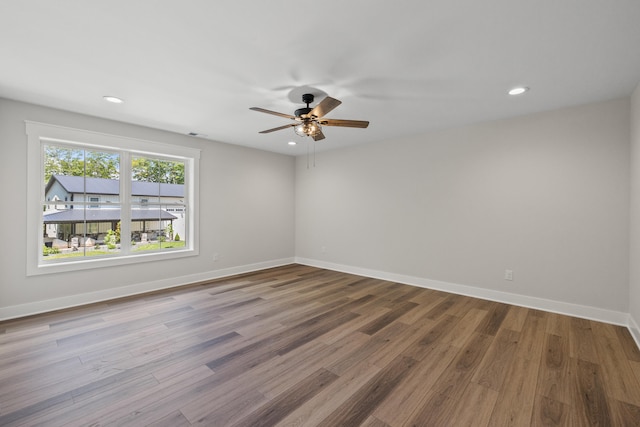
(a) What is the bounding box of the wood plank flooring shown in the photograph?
[1,264,640,426]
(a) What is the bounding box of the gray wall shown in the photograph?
[296,98,631,313]
[0,98,295,317]
[630,84,640,337]
[1,94,636,328]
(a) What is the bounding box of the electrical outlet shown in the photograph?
[212,253,219,262]
[321,246,327,253]
[504,269,513,281]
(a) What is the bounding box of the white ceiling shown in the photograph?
[2,1,640,155]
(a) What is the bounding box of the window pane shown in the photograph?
[130,204,186,252]
[42,204,121,260]
[131,156,186,252]
[42,145,121,261]
[132,156,184,204]
[131,156,184,184]
[44,145,120,190]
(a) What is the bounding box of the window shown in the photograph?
[26,122,200,275]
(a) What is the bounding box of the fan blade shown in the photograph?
[312,130,325,141]
[259,124,296,134]
[308,96,341,119]
[250,107,296,120]
[319,118,369,128]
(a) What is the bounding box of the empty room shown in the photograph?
[2,1,640,426]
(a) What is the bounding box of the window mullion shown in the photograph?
[120,151,131,254]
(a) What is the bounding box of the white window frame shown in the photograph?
[26,121,200,276]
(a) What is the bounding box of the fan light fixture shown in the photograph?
[294,121,322,137]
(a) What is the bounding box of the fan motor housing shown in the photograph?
[295,93,315,117]
[295,107,312,118]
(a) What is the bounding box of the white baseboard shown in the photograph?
[295,257,630,327]
[629,314,640,350]
[0,257,295,321]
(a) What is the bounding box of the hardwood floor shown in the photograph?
[1,264,640,426]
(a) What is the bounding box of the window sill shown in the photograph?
[28,248,199,276]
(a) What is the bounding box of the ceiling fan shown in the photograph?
[250,93,369,141]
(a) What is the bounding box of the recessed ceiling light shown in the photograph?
[288,141,297,146]
[103,95,124,104]
[508,87,529,96]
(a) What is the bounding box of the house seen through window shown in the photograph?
[42,146,188,262]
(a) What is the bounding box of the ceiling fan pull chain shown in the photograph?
[313,140,316,168]
[307,140,310,169]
